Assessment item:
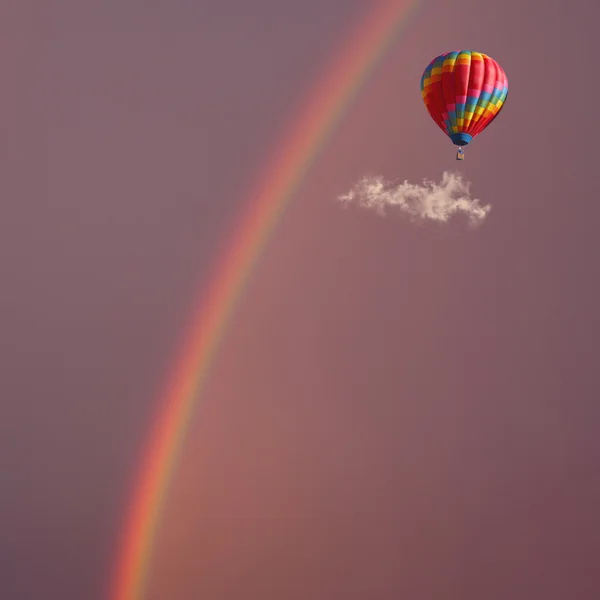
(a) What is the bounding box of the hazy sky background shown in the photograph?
[1,1,599,599]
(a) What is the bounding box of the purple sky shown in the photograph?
[1,1,599,599]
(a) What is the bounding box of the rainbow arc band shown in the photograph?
[106,2,424,600]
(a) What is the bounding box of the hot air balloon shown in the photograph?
[420,51,508,160]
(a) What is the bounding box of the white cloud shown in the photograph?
[338,171,491,226]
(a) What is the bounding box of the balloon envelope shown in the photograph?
[420,51,508,146]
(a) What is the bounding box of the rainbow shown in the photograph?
[108,1,422,598]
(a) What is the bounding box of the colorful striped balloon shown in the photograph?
[420,50,508,153]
